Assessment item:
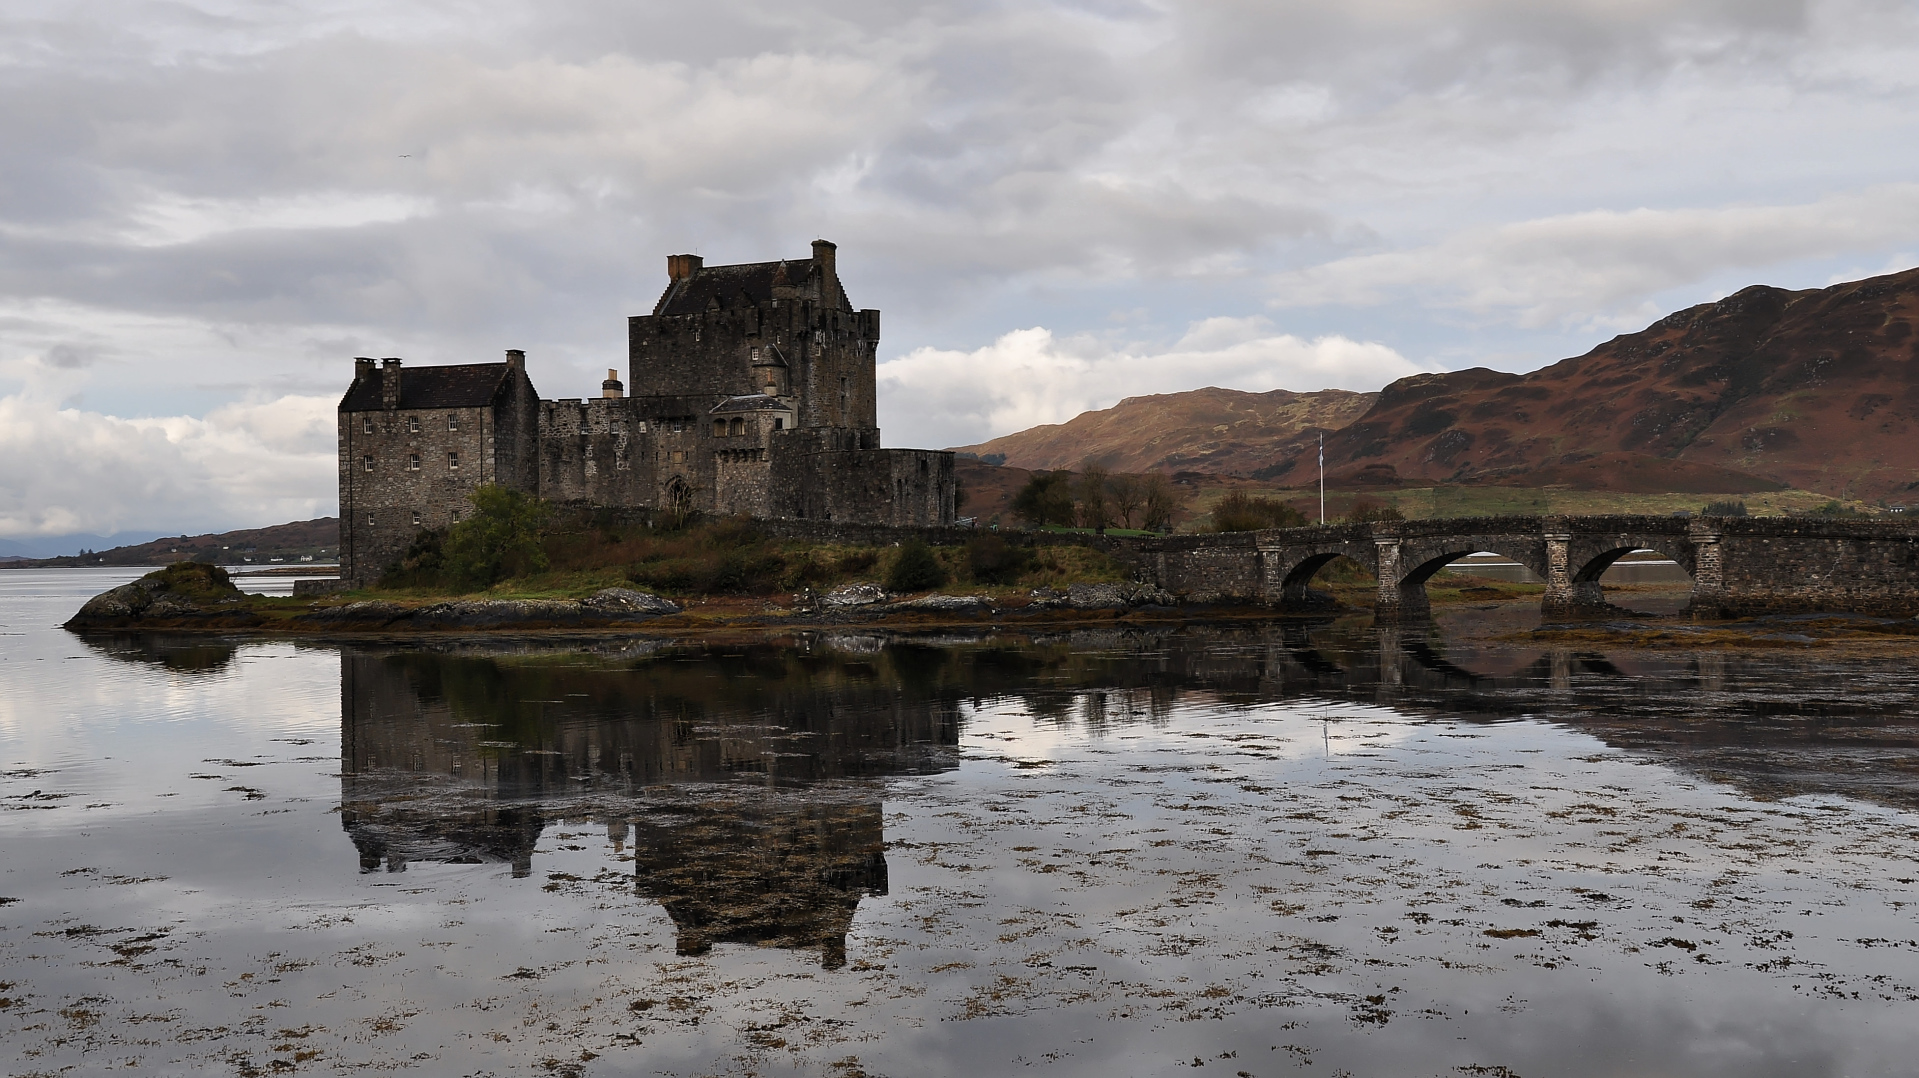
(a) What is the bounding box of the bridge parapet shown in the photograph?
[1132,514,1919,622]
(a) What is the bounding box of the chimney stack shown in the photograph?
[380,358,402,409]
[602,368,624,399]
[667,253,704,281]
[811,239,838,305]
[504,349,525,371]
[354,356,375,379]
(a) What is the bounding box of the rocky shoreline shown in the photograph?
[63,565,1207,636]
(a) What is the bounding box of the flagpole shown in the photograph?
[1318,433,1325,525]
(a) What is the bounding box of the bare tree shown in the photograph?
[1076,460,1113,532]
[1109,474,1143,529]
[1141,472,1179,532]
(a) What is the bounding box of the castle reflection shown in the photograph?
[336,626,1919,966]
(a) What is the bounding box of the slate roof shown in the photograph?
[710,394,792,414]
[653,259,817,316]
[339,363,514,412]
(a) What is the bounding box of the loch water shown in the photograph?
[4,569,1919,1077]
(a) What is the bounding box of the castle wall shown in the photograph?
[339,404,500,585]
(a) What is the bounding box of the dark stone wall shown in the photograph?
[1702,518,1919,617]
[337,362,539,586]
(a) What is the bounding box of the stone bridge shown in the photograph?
[1132,515,1919,623]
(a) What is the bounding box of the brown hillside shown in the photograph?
[1257,267,1919,501]
[951,387,1375,476]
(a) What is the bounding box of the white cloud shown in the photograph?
[1270,184,1919,327]
[0,393,335,539]
[878,317,1430,449]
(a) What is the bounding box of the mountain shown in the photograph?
[9,518,339,568]
[957,267,1919,502]
[1289,268,1919,499]
[951,387,1375,476]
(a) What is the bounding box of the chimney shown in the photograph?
[354,356,375,380]
[380,358,402,409]
[667,253,703,281]
[811,239,838,305]
[504,348,525,371]
[602,368,624,399]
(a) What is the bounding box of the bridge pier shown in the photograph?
[1372,534,1431,626]
[1540,526,1609,621]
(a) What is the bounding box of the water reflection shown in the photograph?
[338,627,1919,944]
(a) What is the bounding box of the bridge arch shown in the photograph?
[1560,528,1699,618]
[1385,533,1552,623]
[1276,548,1376,610]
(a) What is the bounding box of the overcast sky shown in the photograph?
[4,0,1918,540]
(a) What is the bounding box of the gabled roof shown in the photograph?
[710,394,793,414]
[339,363,515,412]
[653,259,819,316]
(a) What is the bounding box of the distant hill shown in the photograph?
[951,387,1375,476]
[955,268,1919,503]
[0,530,167,560]
[11,518,339,568]
[1294,268,1919,499]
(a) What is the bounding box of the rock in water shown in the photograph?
[66,563,259,629]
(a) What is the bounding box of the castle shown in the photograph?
[336,241,956,585]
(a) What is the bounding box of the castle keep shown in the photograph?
[337,241,955,584]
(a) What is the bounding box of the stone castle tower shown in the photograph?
[337,242,955,585]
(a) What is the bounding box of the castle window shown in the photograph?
[367,514,375,527]
[407,416,420,434]
[751,347,760,361]
[407,453,421,471]
[635,421,647,433]
[774,418,784,431]
[448,451,459,470]
[362,416,373,434]
[451,509,461,522]
[729,418,744,436]
[411,511,421,525]
[713,419,725,436]
[363,455,374,472]
[448,414,460,431]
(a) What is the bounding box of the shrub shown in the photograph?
[440,485,552,588]
[1812,500,1861,518]
[885,539,947,593]
[1702,500,1748,517]
[1345,499,1405,523]
[965,534,1031,585]
[1209,490,1308,532]
[1011,472,1076,527]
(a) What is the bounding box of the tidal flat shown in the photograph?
[4,568,1919,1077]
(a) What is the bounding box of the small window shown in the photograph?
[714,419,727,437]
[774,418,784,431]
[407,416,420,434]
[636,421,648,433]
[367,514,375,527]
[362,416,373,434]
[729,418,744,436]
[751,347,760,361]
[407,453,420,471]
[448,451,459,470]
[411,511,421,525]
[448,414,460,431]
[451,509,461,522]
[363,455,374,472]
